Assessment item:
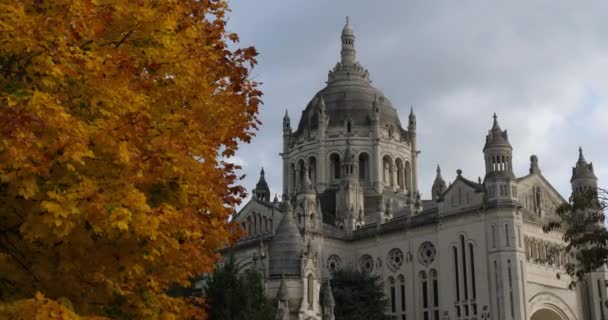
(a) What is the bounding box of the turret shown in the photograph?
[571,147,598,193]
[431,165,447,201]
[336,140,365,232]
[483,113,514,179]
[340,17,356,65]
[268,196,303,276]
[283,109,291,134]
[254,167,271,202]
[482,114,518,205]
[340,139,356,179]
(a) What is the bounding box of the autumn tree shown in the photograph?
[544,188,608,287]
[330,268,389,320]
[0,0,260,318]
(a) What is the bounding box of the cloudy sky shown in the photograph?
[225,1,608,206]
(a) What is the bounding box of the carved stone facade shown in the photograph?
[226,20,607,320]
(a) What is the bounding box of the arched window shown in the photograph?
[430,269,439,320]
[308,156,317,185]
[404,161,412,193]
[383,155,393,187]
[420,271,429,319]
[358,152,369,182]
[398,275,406,316]
[389,276,396,314]
[330,153,341,181]
[396,158,404,189]
[297,159,305,187]
[388,125,394,139]
[307,274,314,308]
[290,163,296,193]
[468,243,477,300]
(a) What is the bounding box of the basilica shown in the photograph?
[226,20,607,320]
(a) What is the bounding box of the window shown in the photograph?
[505,224,510,247]
[360,254,374,273]
[358,153,369,181]
[307,274,314,308]
[399,275,406,316]
[431,270,439,320]
[388,248,404,271]
[390,277,396,313]
[420,271,429,320]
[330,154,341,180]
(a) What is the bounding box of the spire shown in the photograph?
[431,165,447,201]
[492,113,501,131]
[340,17,356,65]
[571,146,597,183]
[578,146,586,163]
[283,109,291,132]
[408,106,416,130]
[254,167,270,202]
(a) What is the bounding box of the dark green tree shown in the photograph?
[330,268,390,320]
[544,187,608,287]
[205,257,275,320]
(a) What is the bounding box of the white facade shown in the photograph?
[227,20,607,320]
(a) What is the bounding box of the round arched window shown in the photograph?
[327,254,342,273]
[417,241,436,266]
[360,254,374,273]
[387,248,404,271]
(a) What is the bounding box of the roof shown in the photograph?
[268,208,304,276]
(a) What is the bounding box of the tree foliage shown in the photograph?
[330,268,389,320]
[544,187,608,287]
[0,0,260,318]
[204,257,275,320]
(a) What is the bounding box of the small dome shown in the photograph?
[268,206,304,276]
[571,147,597,182]
[342,20,354,37]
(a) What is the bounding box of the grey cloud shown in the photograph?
[226,1,608,206]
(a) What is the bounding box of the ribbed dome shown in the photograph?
[294,21,405,138]
[268,206,304,276]
[294,73,404,138]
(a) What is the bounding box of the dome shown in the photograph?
[293,20,406,138]
[342,19,354,37]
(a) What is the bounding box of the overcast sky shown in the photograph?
[225,1,608,207]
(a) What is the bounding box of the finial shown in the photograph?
[260,167,265,177]
[456,169,462,176]
[284,109,289,118]
[436,165,441,176]
[346,16,349,24]
[478,176,482,184]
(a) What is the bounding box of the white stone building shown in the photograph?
[226,20,607,320]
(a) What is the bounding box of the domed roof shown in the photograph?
[571,147,597,182]
[483,113,512,151]
[293,21,405,138]
[268,201,304,276]
[342,17,354,37]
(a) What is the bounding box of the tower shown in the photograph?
[340,17,356,65]
[483,113,518,205]
[431,165,447,201]
[570,148,606,320]
[253,167,271,202]
[570,147,598,193]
